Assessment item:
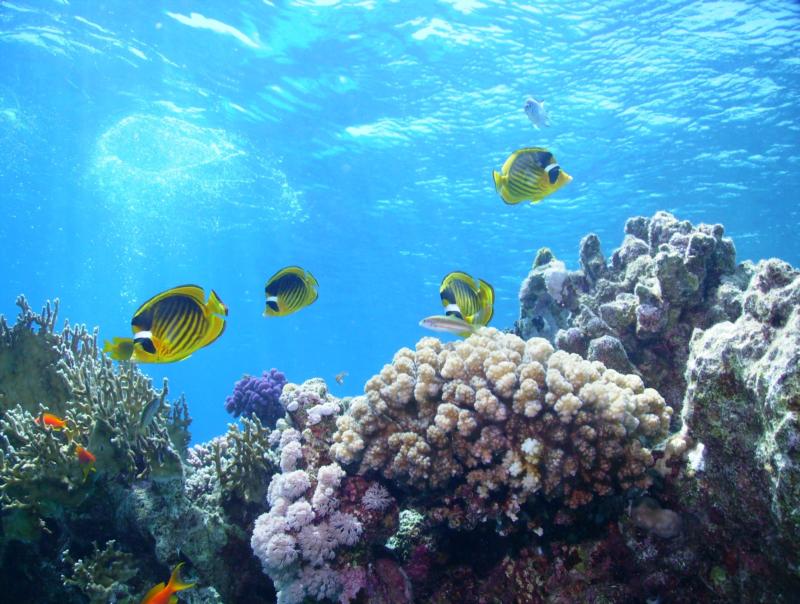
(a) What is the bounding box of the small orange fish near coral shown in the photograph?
[75,445,96,481]
[141,562,195,604]
[34,412,68,430]
[335,371,348,385]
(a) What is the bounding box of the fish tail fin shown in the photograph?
[207,289,228,316]
[103,338,134,361]
[492,170,505,193]
[167,562,195,593]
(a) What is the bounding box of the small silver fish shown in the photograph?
[419,315,478,338]
[140,397,162,431]
[524,97,550,129]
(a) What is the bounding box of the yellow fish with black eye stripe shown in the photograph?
[493,147,572,204]
[263,266,319,317]
[103,285,227,363]
[440,271,494,327]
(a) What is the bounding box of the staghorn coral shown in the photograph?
[225,369,287,427]
[331,328,671,531]
[516,211,749,412]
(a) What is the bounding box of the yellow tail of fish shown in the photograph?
[207,289,228,317]
[492,170,505,193]
[103,337,135,361]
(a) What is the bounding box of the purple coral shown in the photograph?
[225,369,287,427]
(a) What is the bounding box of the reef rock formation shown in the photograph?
[674,258,800,598]
[517,211,749,412]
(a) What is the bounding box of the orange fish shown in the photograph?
[75,445,96,481]
[141,562,195,604]
[34,412,68,430]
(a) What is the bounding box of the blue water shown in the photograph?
[1,0,799,443]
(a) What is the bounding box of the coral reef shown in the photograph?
[225,369,287,427]
[0,297,275,603]
[186,415,278,508]
[516,211,748,411]
[5,212,800,604]
[330,328,671,531]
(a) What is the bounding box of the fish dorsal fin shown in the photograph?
[142,582,165,603]
[266,266,305,294]
[132,285,205,324]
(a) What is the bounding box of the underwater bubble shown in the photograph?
[90,113,304,221]
[95,114,243,176]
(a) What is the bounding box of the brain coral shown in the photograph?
[331,328,671,530]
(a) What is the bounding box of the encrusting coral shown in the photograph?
[330,328,672,530]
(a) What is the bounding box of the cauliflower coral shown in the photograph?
[330,328,672,529]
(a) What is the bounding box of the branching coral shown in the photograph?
[0,404,90,540]
[186,416,278,507]
[0,297,78,416]
[61,540,139,604]
[331,328,671,530]
[0,296,188,488]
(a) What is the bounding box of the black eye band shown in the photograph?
[547,165,561,185]
[134,337,157,354]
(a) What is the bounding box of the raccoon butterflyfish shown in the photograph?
[419,314,479,338]
[35,412,68,431]
[75,445,96,481]
[263,266,319,317]
[493,147,572,205]
[103,285,228,364]
[140,562,195,604]
[439,271,494,327]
